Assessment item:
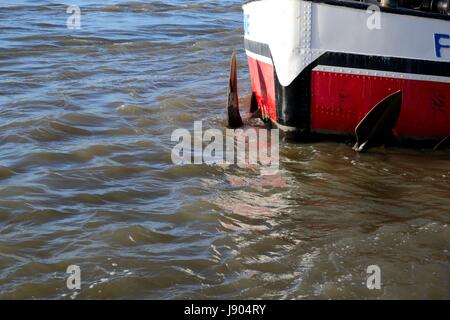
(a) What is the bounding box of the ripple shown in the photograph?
[116,104,151,115]
[0,166,15,180]
[0,0,448,300]
[71,144,127,161]
[7,209,65,225]
[99,225,178,246]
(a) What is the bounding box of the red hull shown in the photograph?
[247,56,276,121]
[247,56,450,140]
[311,69,450,139]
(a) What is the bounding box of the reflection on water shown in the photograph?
[0,0,449,299]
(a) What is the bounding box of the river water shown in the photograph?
[0,0,448,299]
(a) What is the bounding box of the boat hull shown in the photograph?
[243,0,450,142]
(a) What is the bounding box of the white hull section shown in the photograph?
[243,0,450,87]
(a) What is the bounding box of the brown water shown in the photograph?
[0,0,449,300]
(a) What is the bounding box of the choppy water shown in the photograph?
[0,0,449,300]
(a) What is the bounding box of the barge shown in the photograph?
[228,0,450,151]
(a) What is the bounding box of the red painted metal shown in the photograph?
[247,56,450,139]
[311,71,450,139]
[247,56,276,121]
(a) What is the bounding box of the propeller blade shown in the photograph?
[227,52,243,128]
[239,92,261,119]
[249,91,258,114]
[434,136,450,150]
[354,90,402,153]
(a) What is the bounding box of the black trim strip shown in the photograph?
[315,52,450,77]
[244,39,271,59]
[245,40,450,77]
[275,63,313,130]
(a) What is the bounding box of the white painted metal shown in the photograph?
[243,0,306,87]
[243,0,450,87]
[245,50,273,65]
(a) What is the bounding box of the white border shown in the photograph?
[245,50,274,65]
